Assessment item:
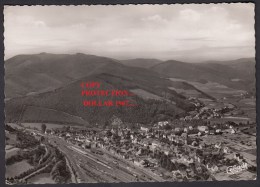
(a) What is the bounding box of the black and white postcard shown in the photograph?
[3,3,256,184]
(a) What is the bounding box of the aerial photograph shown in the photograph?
[4,3,256,184]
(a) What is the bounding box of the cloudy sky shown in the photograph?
[4,4,255,62]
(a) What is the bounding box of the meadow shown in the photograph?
[27,173,56,184]
[5,160,34,178]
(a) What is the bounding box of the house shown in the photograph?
[75,136,86,142]
[158,121,169,127]
[147,158,158,167]
[191,140,198,147]
[140,139,150,147]
[134,159,146,167]
[197,126,208,132]
[223,147,230,154]
[215,129,222,134]
[151,140,161,150]
[98,142,105,149]
[194,155,201,163]
[214,143,221,149]
[198,142,205,149]
[140,126,149,132]
[132,138,138,144]
[111,115,123,127]
[172,170,184,179]
[161,146,170,155]
[176,155,193,165]
[184,116,192,121]
[82,143,91,149]
[224,128,236,134]
[163,134,167,139]
[118,130,124,137]
[181,132,188,138]
[186,168,195,178]
[30,132,37,136]
[168,134,176,141]
[206,164,219,173]
[234,153,244,162]
[193,116,200,120]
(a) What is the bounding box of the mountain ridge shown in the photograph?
[5,53,255,99]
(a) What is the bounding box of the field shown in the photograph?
[130,89,163,101]
[169,78,246,99]
[5,145,13,150]
[27,173,56,184]
[207,117,253,125]
[5,160,34,178]
[190,81,246,99]
[167,79,211,99]
[6,123,23,130]
[241,127,256,136]
[169,77,256,122]
[235,98,256,119]
[5,147,20,159]
[221,97,256,120]
[5,131,17,145]
[21,106,89,126]
[21,123,84,130]
[240,98,256,106]
[214,170,256,181]
[244,149,257,156]
[168,87,201,98]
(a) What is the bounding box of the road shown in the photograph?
[48,136,164,183]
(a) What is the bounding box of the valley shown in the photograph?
[4,53,256,183]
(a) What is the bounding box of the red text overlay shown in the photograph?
[81,82,136,107]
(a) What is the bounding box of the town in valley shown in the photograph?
[5,89,256,184]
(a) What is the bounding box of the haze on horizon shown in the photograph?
[4,4,255,62]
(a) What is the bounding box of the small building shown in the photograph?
[197,126,208,132]
[234,153,244,162]
[223,147,230,154]
[158,121,169,127]
[140,126,149,132]
[206,164,219,173]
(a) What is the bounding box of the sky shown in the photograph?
[4,4,255,62]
